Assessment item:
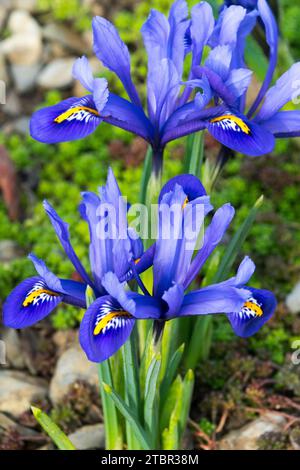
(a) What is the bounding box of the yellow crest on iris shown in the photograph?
[210,114,251,135]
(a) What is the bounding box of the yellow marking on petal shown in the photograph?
[182,196,189,210]
[134,258,141,265]
[93,311,132,336]
[23,289,59,307]
[54,106,100,123]
[210,114,251,135]
[243,301,263,317]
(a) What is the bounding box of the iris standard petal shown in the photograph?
[72,56,94,93]
[167,0,189,77]
[260,111,300,138]
[256,63,300,121]
[226,68,253,99]
[179,284,250,317]
[92,16,141,107]
[184,203,235,289]
[226,287,277,337]
[79,295,135,363]
[3,276,63,329]
[206,111,275,156]
[141,9,170,73]
[30,95,102,144]
[147,58,180,128]
[248,0,279,117]
[43,200,92,287]
[93,77,109,113]
[190,1,214,66]
[218,5,247,46]
[205,45,232,81]
[142,0,188,80]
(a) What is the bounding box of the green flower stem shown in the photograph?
[86,286,123,450]
[122,327,142,450]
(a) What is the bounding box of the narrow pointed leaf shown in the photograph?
[102,382,151,450]
[160,343,185,405]
[144,354,161,446]
[31,406,76,450]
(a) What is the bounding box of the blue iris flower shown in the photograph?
[3,171,276,363]
[30,0,298,169]
[3,169,146,330]
[79,174,276,362]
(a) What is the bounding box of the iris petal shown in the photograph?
[227,287,277,337]
[3,277,62,328]
[43,201,93,288]
[79,295,135,363]
[207,111,275,156]
[30,95,102,144]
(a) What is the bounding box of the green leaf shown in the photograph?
[102,382,151,450]
[144,354,161,447]
[160,343,185,405]
[179,370,194,441]
[214,195,264,282]
[31,406,76,450]
[98,361,123,450]
[184,131,204,178]
[139,146,152,205]
[161,376,183,450]
[122,329,141,450]
[160,375,183,433]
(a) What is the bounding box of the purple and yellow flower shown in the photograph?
[30,0,297,170]
[3,169,145,329]
[3,171,276,363]
[79,174,276,362]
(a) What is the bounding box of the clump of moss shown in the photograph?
[275,365,300,397]
[50,381,101,433]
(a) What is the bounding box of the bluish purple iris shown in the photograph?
[29,1,300,171]
[3,170,275,363]
[3,168,145,329]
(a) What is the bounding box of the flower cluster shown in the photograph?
[30,0,300,166]
[3,170,276,363]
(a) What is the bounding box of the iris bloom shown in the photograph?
[189,0,300,155]
[3,171,276,363]
[79,174,276,362]
[3,169,148,330]
[30,0,295,171]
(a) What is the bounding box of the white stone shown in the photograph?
[7,10,40,35]
[0,10,42,66]
[37,57,76,89]
[1,329,25,369]
[68,424,105,450]
[11,0,38,12]
[286,282,300,314]
[0,370,47,417]
[49,346,98,405]
[219,412,287,450]
[43,23,89,55]
[0,53,8,85]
